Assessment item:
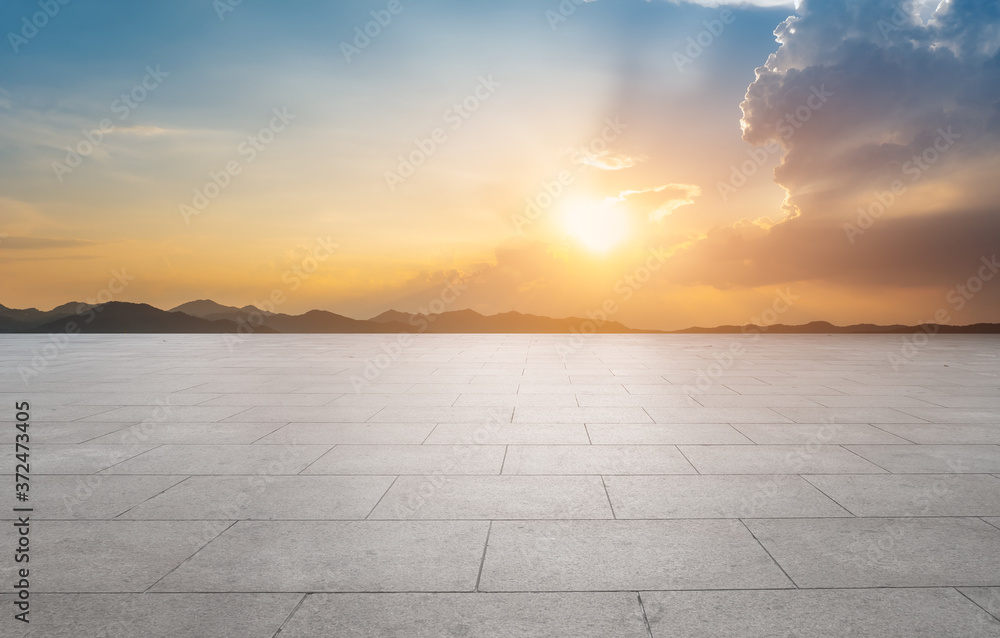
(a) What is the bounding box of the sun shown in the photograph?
[562,198,632,253]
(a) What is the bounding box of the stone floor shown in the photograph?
[1,333,1000,637]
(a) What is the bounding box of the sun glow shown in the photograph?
[562,199,632,253]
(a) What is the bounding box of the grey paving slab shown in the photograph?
[100,444,330,475]
[87,422,283,445]
[744,517,1000,587]
[604,475,851,518]
[804,395,943,408]
[26,444,155,474]
[585,423,753,444]
[79,405,251,422]
[371,475,613,519]
[513,406,653,424]
[0,521,218,592]
[642,589,1000,638]
[329,392,461,406]
[0,593,301,638]
[151,521,489,592]
[425,423,591,444]
[279,592,649,638]
[804,474,1000,517]
[302,444,505,475]
[369,407,513,423]
[454,393,580,407]
[691,395,823,407]
[646,407,789,424]
[771,407,926,423]
[30,421,132,443]
[256,422,435,444]
[220,406,382,422]
[120,475,395,520]
[0,475,184,519]
[199,393,340,406]
[479,520,793,591]
[846,444,1000,473]
[897,407,1000,423]
[70,392,222,406]
[732,423,911,444]
[877,423,1000,444]
[678,444,887,474]
[24,405,120,421]
[960,587,1000,621]
[501,445,696,475]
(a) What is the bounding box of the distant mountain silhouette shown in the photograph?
[1,299,999,334]
[18,302,276,334]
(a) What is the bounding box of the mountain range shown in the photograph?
[1,300,999,334]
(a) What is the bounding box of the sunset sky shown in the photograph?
[2,0,998,330]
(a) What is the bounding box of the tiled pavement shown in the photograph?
[1,333,999,637]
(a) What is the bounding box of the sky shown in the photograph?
[1,0,998,330]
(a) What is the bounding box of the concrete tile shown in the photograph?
[199,393,339,406]
[586,423,752,445]
[806,395,942,408]
[846,445,1000,473]
[455,393,579,407]
[221,406,381,422]
[646,407,789,424]
[1,593,301,638]
[70,393,221,406]
[513,407,652,424]
[329,393,460,407]
[80,405,250,422]
[804,474,1000,517]
[151,521,489,592]
[369,406,513,423]
[502,445,695,475]
[642,589,1000,638]
[255,423,435,445]
[371,476,613,519]
[27,444,155,474]
[30,421,131,444]
[302,445,505,475]
[678,444,887,474]
[425,423,590,445]
[877,423,1000,444]
[479,520,793,591]
[605,475,850,518]
[0,475,184,519]
[120,475,395,520]
[745,517,1000,587]
[88,422,282,445]
[279,592,649,638]
[772,407,925,423]
[25,405,120,421]
[101,444,330,475]
[692,395,823,408]
[732,423,911,444]
[959,587,1000,621]
[0,521,217,592]
[897,408,1000,423]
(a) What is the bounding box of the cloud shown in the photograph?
[615,183,701,221]
[672,0,1000,293]
[574,148,643,171]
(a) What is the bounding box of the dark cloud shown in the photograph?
[672,0,1000,291]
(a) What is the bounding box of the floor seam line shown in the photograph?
[738,518,799,589]
[474,520,494,593]
[271,592,309,637]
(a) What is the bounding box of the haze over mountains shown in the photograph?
[1,300,999,335]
